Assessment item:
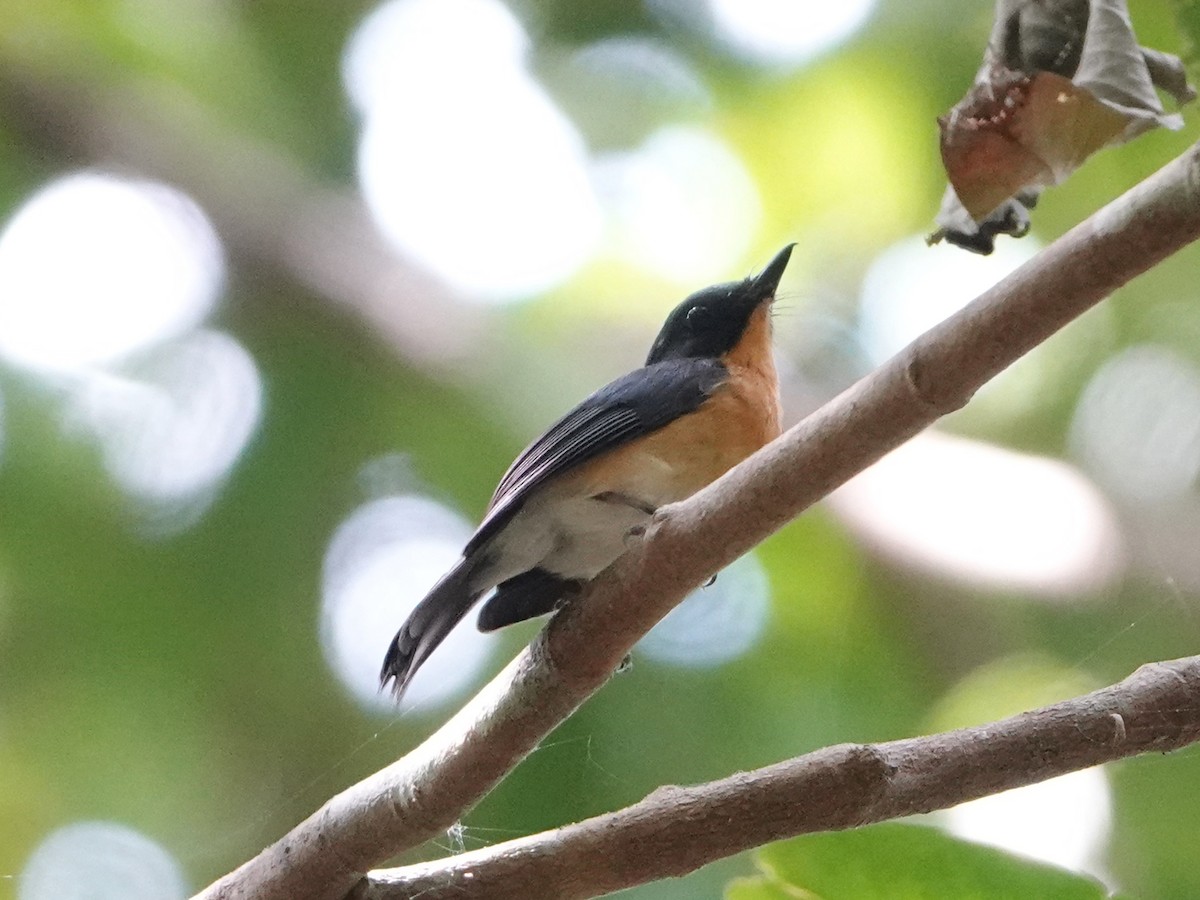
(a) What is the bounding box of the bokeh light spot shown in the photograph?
[65,330,263,528]
[19,821,187,900]
[322,495,496,712]
[343,0,528,114]
[859,236,1040,366]
[593,126,760,284]
[708,0,875,65]
[0,172,223,373]
[831,431,1123,596]
[346,0,600,300]
[639,553,770,667]
[648,0,875,67]
[945,768,1112,878]
[1070,345,1200,503]
[563,37,711,141]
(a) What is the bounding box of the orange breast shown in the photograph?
[564,304,781,506]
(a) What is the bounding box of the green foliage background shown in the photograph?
[0,1,1198,897]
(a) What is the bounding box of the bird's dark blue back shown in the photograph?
[466,356,728,555]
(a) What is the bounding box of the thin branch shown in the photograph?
[193,141,1200,900]
[358,656,1200,899]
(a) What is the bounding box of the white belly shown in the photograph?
[473,483,656,588]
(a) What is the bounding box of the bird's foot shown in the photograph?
[594,490,657,516]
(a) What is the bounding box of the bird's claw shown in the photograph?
[624,524,647,547]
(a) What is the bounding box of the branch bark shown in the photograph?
[194,141,1200,900]
[357,656,1200,899]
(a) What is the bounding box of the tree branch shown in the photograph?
[194,142,1200,900]
[357,656,1200,899]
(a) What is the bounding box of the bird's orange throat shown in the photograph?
[725,303,776,374]
[723,302,781,438]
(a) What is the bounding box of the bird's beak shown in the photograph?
[750,243,795,301]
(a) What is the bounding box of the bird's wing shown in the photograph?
[464,357,727,556]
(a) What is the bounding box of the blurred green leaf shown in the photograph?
[1171,0,1200,66]
[726,874,813,900]
[926,652,1098,733]
[731,824,1117,900]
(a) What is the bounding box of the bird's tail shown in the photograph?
[380,557,483,702]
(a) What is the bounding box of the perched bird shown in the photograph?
[381,245,793,700]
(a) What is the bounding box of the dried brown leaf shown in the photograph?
[931,0,1194,254]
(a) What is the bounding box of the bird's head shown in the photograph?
[645,244,795,365]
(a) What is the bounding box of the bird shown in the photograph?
[380,244,794,700]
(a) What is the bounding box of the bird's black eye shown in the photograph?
[686,306,709,329]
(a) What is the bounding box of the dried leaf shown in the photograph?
[928,186,1032,255]
[1073,0,1184,132]
[1142,46,1198,107]
[992,0,1091,76]
[931,0,1194,254]
[940,68,1128,220]
[939,69,1051,222]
